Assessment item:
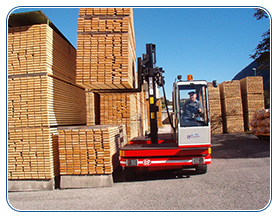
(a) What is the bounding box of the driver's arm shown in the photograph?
[197,102,203,113]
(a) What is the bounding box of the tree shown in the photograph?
[250,9,270,109]
[250,9,270,70]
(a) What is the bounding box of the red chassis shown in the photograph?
[119,134,211,172]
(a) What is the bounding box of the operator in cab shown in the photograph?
[182,91,203,119]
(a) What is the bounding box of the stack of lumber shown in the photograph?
[99,92,139,141]
[240,76,265,131]
[8,127,58,180]
[208,83,223,134]
[8,16,86,182]
[249,109,270,136]
[8,75,86,128]
[57,124,127,175]
[8,24,76,84]
[219,80,244,133]
[76,8,136,89]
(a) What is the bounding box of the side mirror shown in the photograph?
[212,80,219,87]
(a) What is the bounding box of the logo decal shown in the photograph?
[143,159,151,166]
[187,133,200,139]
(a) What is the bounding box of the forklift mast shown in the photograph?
[138,44,165,144]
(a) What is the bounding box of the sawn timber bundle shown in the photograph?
[219,80,244,133]
[76,8,137,89]
[240,76,265,131]
[57,124,127,175]
[8,74,86,128]
[7,11,86,183]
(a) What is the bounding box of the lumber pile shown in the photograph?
[240,76,265,131]
[57,124,127,175]
[7,14,86,182]
[8,127,58,180]
[76,8,150,140]
[249,109,270,136]
[76,8,136,89]
[8,75,86,128]
[8,24,76,84]
[219,80,244,133]
[100,92,147,141]
[208,83,223,134]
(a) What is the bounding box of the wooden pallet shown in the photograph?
[57,124,127,175]
[8,74,86,128]
[8,127,59,180]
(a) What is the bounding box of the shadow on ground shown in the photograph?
[211,133,270,159]
[113,167,202,183]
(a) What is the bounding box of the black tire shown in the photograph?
[124,167,136,181]
[195,165,207,174]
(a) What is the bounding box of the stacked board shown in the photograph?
[7,13,86,183]
[99,93,139,141]
[219,81,244,133]
[8,75,86,128]
[208,83,223,134]
[76,8,136,89]
[240,76,265,131]
[8,127,58,180]
[8,24,76,84]
[57,124,127,175]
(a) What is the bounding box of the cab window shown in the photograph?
[179,85,208,127]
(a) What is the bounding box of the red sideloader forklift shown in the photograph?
[119,44,218,180]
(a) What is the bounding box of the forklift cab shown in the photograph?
[173,75,211,147]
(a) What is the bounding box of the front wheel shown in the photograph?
[195,165,207,174]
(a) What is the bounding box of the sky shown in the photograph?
[9,7,270,100]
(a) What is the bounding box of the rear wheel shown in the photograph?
[124,167,136,181]
[195,165,207,174]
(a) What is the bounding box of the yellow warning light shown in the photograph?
[187,74,193,81]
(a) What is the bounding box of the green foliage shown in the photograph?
[250,9,270,71]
